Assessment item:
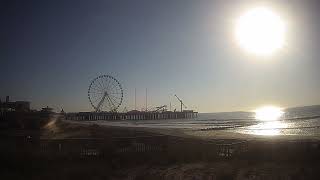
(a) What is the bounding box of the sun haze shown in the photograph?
[235,7,286,56]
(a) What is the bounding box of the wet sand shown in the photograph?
[63,119,320,142]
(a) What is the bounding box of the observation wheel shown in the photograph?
[88,75,123,112]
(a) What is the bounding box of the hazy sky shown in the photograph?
[1,0,320,112]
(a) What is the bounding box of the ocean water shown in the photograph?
[89,105,320,136]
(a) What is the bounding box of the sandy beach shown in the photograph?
[63,119,320,141]
[2,116,320,180]
[13,119,314,179]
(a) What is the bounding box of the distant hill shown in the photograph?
[285,105,320,112]
[199,111,254,120]
[284,105,320,118]
[200,105,320,120]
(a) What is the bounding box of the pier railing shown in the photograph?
[65,111,198,121]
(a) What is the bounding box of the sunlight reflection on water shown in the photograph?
[247,121,288,136]
[247,106,287,136]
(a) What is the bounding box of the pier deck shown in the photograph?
[65,111,198,121]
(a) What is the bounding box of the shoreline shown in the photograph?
[63,120,320,142]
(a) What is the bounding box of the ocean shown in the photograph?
[89,105,320,136]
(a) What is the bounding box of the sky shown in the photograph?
[1,0,320,113]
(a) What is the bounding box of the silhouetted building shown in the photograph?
[41,106,53,113]
[0,96,30,112]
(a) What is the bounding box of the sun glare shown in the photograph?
[235,7,286,56]
[249,121,287,136]
[255,106,284,121]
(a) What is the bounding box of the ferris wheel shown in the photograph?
[88,75,123,112]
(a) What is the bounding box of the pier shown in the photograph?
[65,111,198,121]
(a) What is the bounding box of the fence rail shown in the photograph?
[0,135,250,159]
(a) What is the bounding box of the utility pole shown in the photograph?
[145,88,148,112]
[134,88,136,110]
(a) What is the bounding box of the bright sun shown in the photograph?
[235,7,286,56]
[255,106,284,121]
